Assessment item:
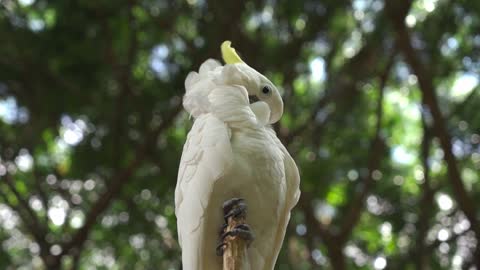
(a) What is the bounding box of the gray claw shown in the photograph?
[222,198,247,223]
[222,198,245,214]
[219,223,228,234]
[217,198,254,256]
[221,224,255,246]
[216,242,227,256]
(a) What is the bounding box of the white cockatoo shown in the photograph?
[175,41,300,270]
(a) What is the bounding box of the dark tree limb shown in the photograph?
[392,208,467,270]
[297,193,341,269]
[32,167,50,225]
[59,103,182,257]
[337,52,394,243]
[415,119,434,270]
[2,173,47,237]
[0,179,54,267]
[386,1,480,267]
[282,35,395,268]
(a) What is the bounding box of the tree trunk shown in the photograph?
[328,246,346,270]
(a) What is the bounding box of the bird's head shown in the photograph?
[220,41,283,124]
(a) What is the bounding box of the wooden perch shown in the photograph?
[222,199,251,270]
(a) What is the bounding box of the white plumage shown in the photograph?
[175,55,300,270]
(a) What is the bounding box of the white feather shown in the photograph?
[183,59,223,118]
[175,59,300,270]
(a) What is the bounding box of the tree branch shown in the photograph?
[386,0,480,242]
[283,39,386,147]
[60,102,182,256]
[386,2,480,267]
[298,193,334,245]
[32,167,50,225]
[337,52,394,243]
[3,173,47,237]
[0,177,51,264]
[222,200,251,270]
[415,119,434,270]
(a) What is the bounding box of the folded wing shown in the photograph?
[174,114,233,270]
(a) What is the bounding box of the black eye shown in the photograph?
[262,86,271,94]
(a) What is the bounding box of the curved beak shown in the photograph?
[268,93,283,124]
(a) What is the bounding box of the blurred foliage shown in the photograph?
[0,0,480,269]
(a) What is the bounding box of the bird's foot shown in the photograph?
[216,222,229,256]
[216,241,227,256]
[222,198,247,223]
[223,224,255,244]
[216,224,255,256]
[216,198,254,256]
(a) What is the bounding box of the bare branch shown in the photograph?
[3,173,47,236]
[32,167,50,224]
[337,53,394,242]
[300,192,349,270]
[415,118,434,270]
[297,193,333,245]
[0,182,51,262]
[222,199,251,270]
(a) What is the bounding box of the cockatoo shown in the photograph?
[175,41,300,270]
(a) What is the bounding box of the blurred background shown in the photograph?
[0,0,479,269]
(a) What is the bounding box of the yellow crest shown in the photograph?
[221,41,244,64]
